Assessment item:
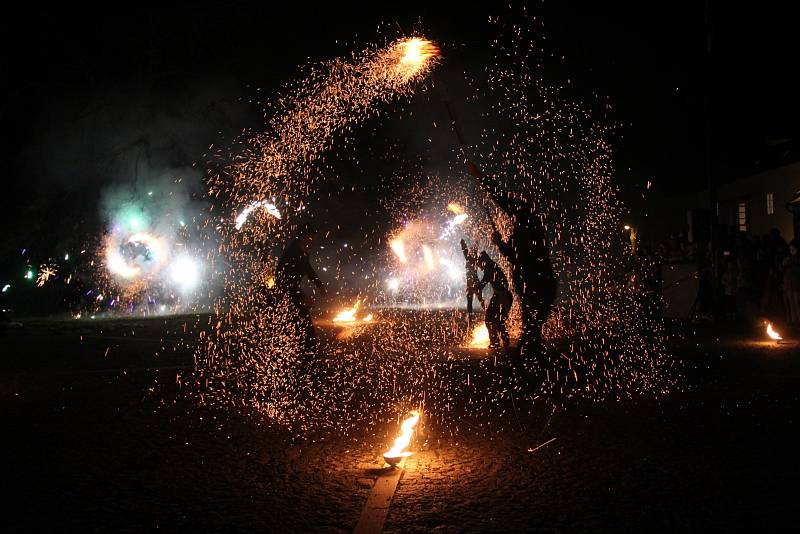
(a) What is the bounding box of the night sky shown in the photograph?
[1,1,798,242]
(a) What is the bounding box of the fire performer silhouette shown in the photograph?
[466,160,558,361]
[460,238,485,327]
[477,250,512,349]
[274,224,327,358]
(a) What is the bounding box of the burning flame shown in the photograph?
[383,410,421,465]
[333,300,361,322]
[469,323,490,348]
[333,300,375,324]
[766,322,782,340]
[393,38,440,82]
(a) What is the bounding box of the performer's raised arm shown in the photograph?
[465,160,515,217]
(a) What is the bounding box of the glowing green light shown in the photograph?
[129,215,144,230]
[25,270,33,280]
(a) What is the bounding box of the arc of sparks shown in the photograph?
[234,200,282,230]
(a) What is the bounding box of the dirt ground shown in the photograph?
[1,315,798,532]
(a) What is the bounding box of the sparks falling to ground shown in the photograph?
[190,17,675,438]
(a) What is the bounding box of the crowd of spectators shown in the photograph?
[635,228,800,325]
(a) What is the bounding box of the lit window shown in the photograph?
[738,201,748,232]
[767,192,774,215]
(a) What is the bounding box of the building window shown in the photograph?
[767,192,774,215]
[738,201,748,232]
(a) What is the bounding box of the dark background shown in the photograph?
[1,1,798,255]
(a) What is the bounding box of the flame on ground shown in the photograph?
[332,300,375,324]
[766,322,783,340]
[383,410,421,465]
[469,323,490,348]
[333,300,361,322]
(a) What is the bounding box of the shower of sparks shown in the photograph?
[36,264,57,287]
[381,203,471,302]
[187,18,674,440]
[440,212,468,239]
[447,202,464,214]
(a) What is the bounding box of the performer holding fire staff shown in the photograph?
[274,223,327,358]
[466,160,558,362]
[460,238,485,327]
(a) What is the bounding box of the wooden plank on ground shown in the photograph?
[353,461,405,534]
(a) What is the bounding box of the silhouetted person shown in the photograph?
[460,238,484,326]
[782,240,800,324]
[477,250,512,348]
[466,160,558,361]
[274,224,326,357]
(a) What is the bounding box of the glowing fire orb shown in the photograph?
[383,410,421,466]
[766,322,782,340]
[392,37,440,82]
[469,324,490,348]
[398,38,438,67]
